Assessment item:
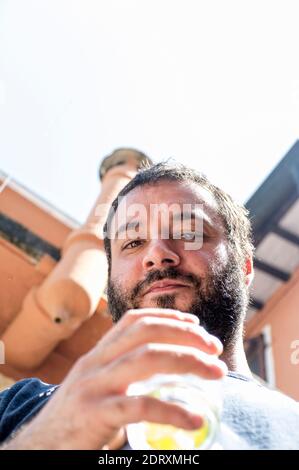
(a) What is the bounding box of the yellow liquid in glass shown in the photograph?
[145,420,210,450]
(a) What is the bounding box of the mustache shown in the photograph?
[131,267,201,299]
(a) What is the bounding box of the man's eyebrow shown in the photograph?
[114,220,141,240]
[172,210,214,228]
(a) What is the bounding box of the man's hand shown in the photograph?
[4,308,227,449]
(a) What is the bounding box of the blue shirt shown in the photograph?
[0,373,299,449]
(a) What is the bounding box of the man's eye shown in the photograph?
[123,239,144,250]
[182,232,196,241]
[179,232,206,241]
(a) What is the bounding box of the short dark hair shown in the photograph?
[103,162,254,273]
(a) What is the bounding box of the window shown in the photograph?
[245,334,267,381]
[245,325,276,386]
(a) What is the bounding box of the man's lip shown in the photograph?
[143,280,191,295]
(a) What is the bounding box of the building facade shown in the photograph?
[245,141,299,400]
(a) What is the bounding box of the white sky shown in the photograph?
[0,0,299,223]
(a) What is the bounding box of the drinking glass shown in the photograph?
[126,373,223,450]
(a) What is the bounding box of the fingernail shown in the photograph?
[187,414,204,429]
[210,336,223,354]
[184,313,200,324]
[213,360,228,376]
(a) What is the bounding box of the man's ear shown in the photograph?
[244,257,254,287]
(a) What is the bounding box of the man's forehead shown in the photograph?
[117,181,219,215]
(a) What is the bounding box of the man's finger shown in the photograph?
[88,343,227,394]
[98,394,204,438]
[94,317,222,366]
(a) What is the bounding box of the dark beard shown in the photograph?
[107,258,248,349]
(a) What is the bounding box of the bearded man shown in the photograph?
[1,161,299,450]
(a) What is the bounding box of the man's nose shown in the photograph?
[142,239,180,271]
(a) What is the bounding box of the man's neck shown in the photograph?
[220,334,253,378]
